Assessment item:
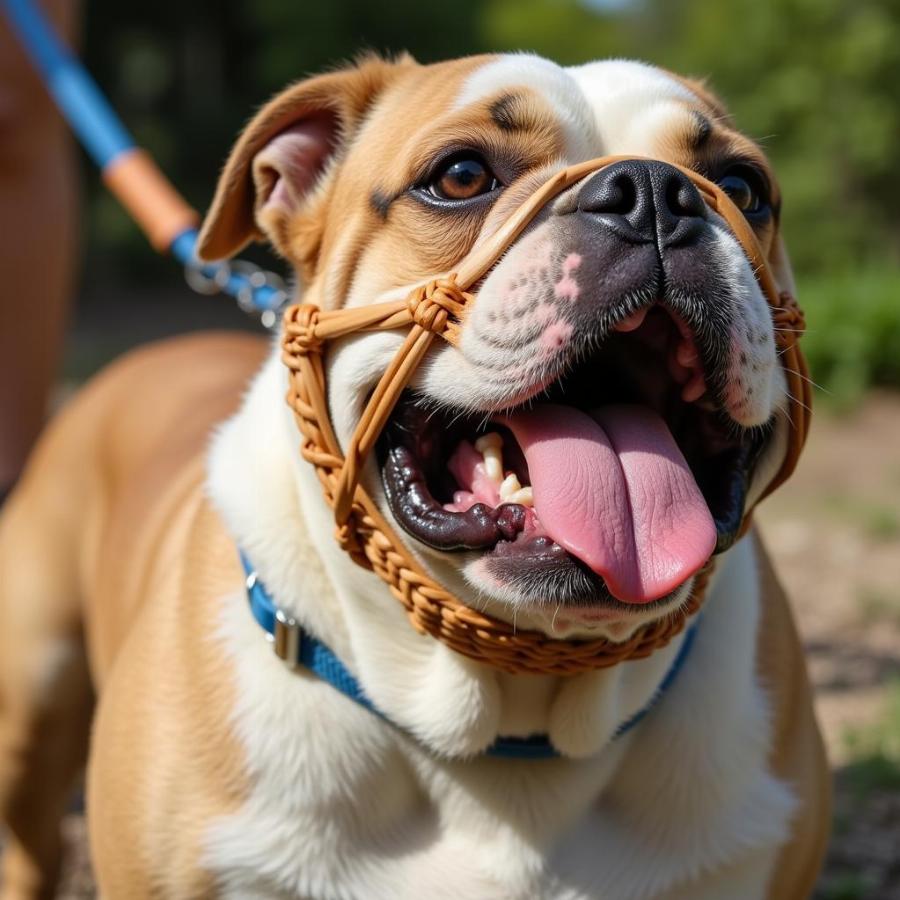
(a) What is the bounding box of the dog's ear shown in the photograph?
[197,56,410,261]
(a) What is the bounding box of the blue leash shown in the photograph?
[241,551,699,761]
[1,0,287,324]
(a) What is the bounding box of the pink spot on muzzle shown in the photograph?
[540,321,573,354]
[554,253,582,302]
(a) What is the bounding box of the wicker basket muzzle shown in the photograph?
[280,156,811,676]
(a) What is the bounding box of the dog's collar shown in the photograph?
[241,551,698,761]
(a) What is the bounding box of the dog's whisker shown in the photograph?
[783,389,813,415]
[781,367,830,394]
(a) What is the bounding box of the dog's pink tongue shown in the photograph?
[504,404,716,603]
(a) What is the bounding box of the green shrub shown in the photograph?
[796,266,900,406]
[842,678,900,796]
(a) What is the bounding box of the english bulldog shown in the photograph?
[0,53,830,899]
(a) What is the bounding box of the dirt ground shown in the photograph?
[17,392,900,898]
[757,391,900,900]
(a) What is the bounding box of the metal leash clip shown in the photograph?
[182,251,289,330]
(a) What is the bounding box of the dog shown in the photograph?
[0,53,830,898]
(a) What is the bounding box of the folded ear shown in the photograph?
[197,56,410,261]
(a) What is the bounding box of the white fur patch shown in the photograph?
[202,526,793,898]
[567,60,698,156]
[457,53,598,160]
[459,57,698,164]
[203,342,793,896]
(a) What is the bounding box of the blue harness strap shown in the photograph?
[241,552,699,760]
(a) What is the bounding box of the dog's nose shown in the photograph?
[576,160,707,246]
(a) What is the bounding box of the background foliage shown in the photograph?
[78,0,900,399]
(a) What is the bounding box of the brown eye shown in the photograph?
[717,166,770,217]
[429,154,499,201]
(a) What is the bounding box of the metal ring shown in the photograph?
[239,264,288,306]
[183,256,289,329]
[184,258,229,296]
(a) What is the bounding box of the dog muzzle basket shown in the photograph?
[281,155,811,676]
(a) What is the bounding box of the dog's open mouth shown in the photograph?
[378,305,768,607]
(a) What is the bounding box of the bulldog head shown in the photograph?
[199,54,797,641]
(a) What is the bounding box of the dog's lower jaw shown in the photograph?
[208,343,716,759]
[458,555,698,641]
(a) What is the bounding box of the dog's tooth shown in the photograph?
[475,433,504,482]
[506,486,534,507]
[499,473,522,501]
[475,432,503,453]
[484,454,503,482]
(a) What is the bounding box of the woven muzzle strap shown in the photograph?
[280,155,810,676]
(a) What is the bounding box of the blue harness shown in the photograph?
[241,552,698,760]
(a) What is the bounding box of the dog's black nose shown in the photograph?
[577,160,707,246]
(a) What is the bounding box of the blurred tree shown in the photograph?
[78,0,486,278]
[645,0,900,274]
[480,0,900,275]
[246,0,486,88]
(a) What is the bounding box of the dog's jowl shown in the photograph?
[0,54,829,899]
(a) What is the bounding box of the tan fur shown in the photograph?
[654,82,782,260]
[753,532,831,899]
[199,57,571,308]
[0,334,264,895]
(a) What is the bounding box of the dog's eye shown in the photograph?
[428,154,499,201]
[717,166,770,217]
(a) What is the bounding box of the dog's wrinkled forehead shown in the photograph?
[455,57,698,161]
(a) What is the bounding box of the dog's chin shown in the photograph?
[461,551,697,640]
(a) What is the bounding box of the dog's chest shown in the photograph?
[200,561,795,900]
[202,598,620,898]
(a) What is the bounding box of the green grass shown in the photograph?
[858,587,900,627]
[818,871,876,900]
[842,679,900,797]
[796,266,900,408]
[824,493,900,541]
